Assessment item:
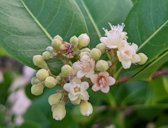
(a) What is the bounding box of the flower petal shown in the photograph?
[92,84,100,92]
[68,93,78,101]
[63,83,71,92]
[108,76,116,86]
[121,60,132,69]
[81,82,89,89]
[101,87,110,93]
[77,70,85,78]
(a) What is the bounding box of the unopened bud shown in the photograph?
[90,48,102,60]
[96,60,109,71]
[31,83,44,96]
[70,36,78,48]
[54,35,63,41]
[46,46,54,52]
[52,38,62,50]
[78,33,90,48]
[80,101,93,116]
[45,76,57,88]
[96,43,106,53]
[42,51,53,60]
[61,65,73,77]
[71,98,81,105]
[48,92,63,105]
[33,55,48,69]
[31,77,40,85]
[138,53,148,65]
[132,54,141,63]
[36,69,49,81]
[52,101,66,120]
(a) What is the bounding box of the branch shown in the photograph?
[116,69,168,84]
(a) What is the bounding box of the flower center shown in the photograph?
[82,62,92,72]
[74,87,81,93]
[124,50,129,56]
[97,76,107,87]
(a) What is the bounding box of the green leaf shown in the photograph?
[124,0,168,80]
[0,0,132,69]
[46,57,64,76]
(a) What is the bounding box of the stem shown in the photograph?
[106,93,117,107]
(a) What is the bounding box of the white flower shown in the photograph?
[100,23,127,49]
[117,43,140,69]
[91,72,116,93]
[73,53,95,78]
[63,77,89,103]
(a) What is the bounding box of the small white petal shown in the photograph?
[63,83,71,92]
[77,70,85,78]
[81,82,89,89]
[101,87,110,93]
[121,60,132,69]
[108,77,116,86]
[92,84,100,92]
[68,93,78,101]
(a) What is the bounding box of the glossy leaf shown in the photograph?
[124,0,168,80]
[0,0,132,69]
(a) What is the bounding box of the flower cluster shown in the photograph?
[31,23,148,120]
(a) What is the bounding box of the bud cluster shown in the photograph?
[31,23,148,120]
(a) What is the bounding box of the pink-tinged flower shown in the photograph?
[60,42,74,58]
[100,23,127,49]
[91,72,116,93]
[63,77,89,103]
[73,53,95,78]
[117,43,140,69]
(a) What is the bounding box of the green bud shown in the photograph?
[42,51,53,60]
[54,35,63,41]
[52,101,66,120]
[61,65,73,77]
[80,48,91,53]
[52,38,62,50]
[46,46,54,52]
[45,76,57,88]
[90,48,102,60]
[33,55,48,69]
[96,43,106,53]
[96,60,109,71]
[70,36,78,48]
[80,101,93,116]
[36,69,49,81]
[31,83,44,96]
[31,77,40,85]
[48,92,63,106]
[138,53,148,65]
[78,33,90,49]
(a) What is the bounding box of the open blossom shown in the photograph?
[63,77,89,103]
[91,72,116,93]
[117,43,140,69]
[73,53,95,78]
[100,23,127,49]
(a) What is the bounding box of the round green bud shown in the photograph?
[80,48,91,53]
[138,53,148,65]
[61,65,73,77]
[70,36,78,48]
[42,51,53,60]
[48,92,63,106]
[36,69,49,81]
[45,76,57,88]
[90,48,102,60]
[52,38,62,50]
[46,46,54,52]
[96,60,109,72]
[33,55,48,69]
[78,33,90,49]
[80,101,93,116]
[96,43,106,53]
[31,77,40,85]
[52,101,66,120]
[31,83,44,96]
[54,35,63,41]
